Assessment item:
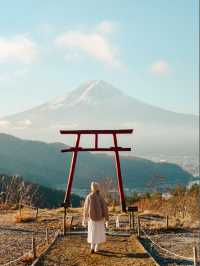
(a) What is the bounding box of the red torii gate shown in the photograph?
[60,129,133,212]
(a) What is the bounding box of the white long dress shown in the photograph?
[87,218,106,244]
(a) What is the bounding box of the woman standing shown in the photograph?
[82,181,109,253]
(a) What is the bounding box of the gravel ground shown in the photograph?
[0,229,43,265]
[0,208,62,265]
[140,217,200,266]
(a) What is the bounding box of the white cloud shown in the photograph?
[150,60,171,76]
[50,123,78,130]
[0,120,11,128]
[13,119,32,129]
[120,122,134,128]
[0,119,32,130]
[64,52,80,63]
[0,36,38,64]
[0,73,10,82]
[13,68,29,78]
[39,23,54,34]
[12,120,32,130]
[97,21,116,34]
[16,119,32,127]
[55,23,122,68]
[0,68,29,83]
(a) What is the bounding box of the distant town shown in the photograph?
[143,154,199,177]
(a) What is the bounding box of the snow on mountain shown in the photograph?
[47,96,68,110]
[50,80,123,107]
[0,80,198,156]
[72,80,102,105]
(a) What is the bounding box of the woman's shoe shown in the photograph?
[90,249,95,254]
[95,244,99,252]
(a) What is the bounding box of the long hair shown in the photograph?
[91,182,100,193]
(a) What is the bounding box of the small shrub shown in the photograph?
[20,253,33,263]
[15,213,36,223]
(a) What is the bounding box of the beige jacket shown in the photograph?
[83,191,109,221]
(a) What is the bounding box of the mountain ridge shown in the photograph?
[2,80,198,118]
[0,80,198,156]
[0,133,194,192]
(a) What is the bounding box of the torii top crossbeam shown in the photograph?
[60,129,133,134]
[60,129,133,212]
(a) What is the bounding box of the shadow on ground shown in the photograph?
[97,250,149,259]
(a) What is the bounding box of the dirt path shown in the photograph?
[39,235,156,266]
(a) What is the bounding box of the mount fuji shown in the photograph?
[0,80,198,156]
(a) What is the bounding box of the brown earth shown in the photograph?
[39,235,156,266]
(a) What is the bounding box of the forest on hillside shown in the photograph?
[0,175,83,208]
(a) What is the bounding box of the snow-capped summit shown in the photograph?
[47,80,123,108]
[71,80,123,105]
[75,80,123,99]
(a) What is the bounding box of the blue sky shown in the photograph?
[0,0,199,117]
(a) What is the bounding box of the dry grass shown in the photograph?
[136,193,200,229]
[15,209,37,223]
[15,214,36,223]
[0,203,18,210]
